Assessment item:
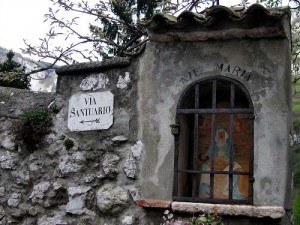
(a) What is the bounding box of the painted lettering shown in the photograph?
[216,63,224,71]
[106,106,111,114]
[70,108,76,117]
[180,77,190,83]
[180,63,252,84]
[193,68,201,77]
[180,67,202,83]
[240,70,247,77]
[243,73,252,81]
[69,106,112,118]
[180,73,192,83]
[84,97,97,105]
[98,107,103,114]
[80,108,86,116]
[225,65,231,73]
[232,66,241,76]
[215,63,251,81]
[68,91,114,131]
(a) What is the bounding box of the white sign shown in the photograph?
[68,91,114,131]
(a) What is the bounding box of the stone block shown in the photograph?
[121,215,134,225]
[111,135,128,143]
[7,193,21,207]
[29,181,50,204]
[59,152,85,175]
[97,153,120,179]
[66,186,94,216]
[0,151,18,169]
[96,184,129,213]
[124,153,136,179]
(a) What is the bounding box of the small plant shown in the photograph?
[64,138,74,150]
[185,212,222,225]
[162,210,222,225]
[12,107,53,151]
[294,191,300,225]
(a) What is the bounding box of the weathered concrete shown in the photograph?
[139,38,291,206]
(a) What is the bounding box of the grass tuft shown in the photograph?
[295,192,300,225]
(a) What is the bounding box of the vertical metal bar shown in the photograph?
[192,84,200,197]
[210,80,217,198]
[230,83,235,108]
[173,116,180,198]
[249,114,254,204]
[229,83,235,199]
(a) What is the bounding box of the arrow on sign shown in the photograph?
[80,118,101,124]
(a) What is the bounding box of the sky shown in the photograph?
[0,0,288,63]
[0,0,95,63]
[0,1,51,53]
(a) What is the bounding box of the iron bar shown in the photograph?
[177,169,250,175]
[229,83,235,199]
[192,84,200,197]
[173,118,180,198]
[173,196,251,205]
[177,108,253,114]
[210,80,217,198]
[249,113,255,204]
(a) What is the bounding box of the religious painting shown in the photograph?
[197,114,251,200]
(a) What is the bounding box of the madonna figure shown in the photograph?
[199,128,247,199]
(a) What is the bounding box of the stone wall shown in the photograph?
[0,58,154,224]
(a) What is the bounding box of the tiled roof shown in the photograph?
[141,4,290,41]
[143,4,289,30]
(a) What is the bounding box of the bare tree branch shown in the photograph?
[19,0,219,77]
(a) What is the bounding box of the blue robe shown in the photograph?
[199,128,245,199]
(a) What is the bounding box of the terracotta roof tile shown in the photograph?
[140,4,290,41]
[140,4,290,32]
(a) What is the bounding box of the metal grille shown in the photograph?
[173,76,254,204]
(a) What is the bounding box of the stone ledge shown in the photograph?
[137,199,172,208]
[55,57,131,76]
[171,202,285,219]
